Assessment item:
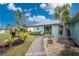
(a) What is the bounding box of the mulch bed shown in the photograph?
[12,39,25,46]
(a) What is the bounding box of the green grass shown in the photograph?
[0,34,10,45]
[0,34,10,39]
[0,34,36,56]
[60,49,79,56]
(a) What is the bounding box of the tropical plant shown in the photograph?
[0,9,27,48]
[14,9,26,25]
[13,9,27,41]
[16,27,27,40]
[54,3,71,39]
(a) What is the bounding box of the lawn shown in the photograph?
[0,34,10,45]
[0,34,36,56]
[0,34,10,39]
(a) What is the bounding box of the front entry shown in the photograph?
[44,25,52,35]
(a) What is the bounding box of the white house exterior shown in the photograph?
[27,27,34,32]
[27,20,60,37]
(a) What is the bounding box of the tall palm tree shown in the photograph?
[54,3,71,40]
[14,9,26,25]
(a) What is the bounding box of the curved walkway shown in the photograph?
[25,36,46,56]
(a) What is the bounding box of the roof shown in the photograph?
[71,10,79,24]
[27,20,60,27]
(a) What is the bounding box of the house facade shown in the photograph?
[70,11,79,45]
[27,20,60,38]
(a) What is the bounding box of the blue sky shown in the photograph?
[0,3,79,27]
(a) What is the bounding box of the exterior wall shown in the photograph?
[51,24,59,37]
[28,24,59,38]
[33,26,44,34]
[28,27,33,32]
[70,21,79,45]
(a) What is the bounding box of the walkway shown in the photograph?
[43,37,65,56]
[25,36,46,56]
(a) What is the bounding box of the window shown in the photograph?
[37,27,39,30]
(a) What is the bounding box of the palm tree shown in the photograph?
[13,9,27,41]
[14,9,26,25]
[54,3,71,40]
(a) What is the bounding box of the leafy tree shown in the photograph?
[54,3,71,39]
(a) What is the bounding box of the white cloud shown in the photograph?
[8,3,17,11]
[27,15,50,22]
[24,8,32,12]
[28,8,32,12]
[28,17,33,21]
[7,3,23,12]
[40,3,47,9]
[33,15,46,22]
[25,13,30,17]
[24,9,28,12]
[40,3,54,15]
[40,3,72,15]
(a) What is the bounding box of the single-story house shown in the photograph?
[27,20,60,38]
[70,11,79,45]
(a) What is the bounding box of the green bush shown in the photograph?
[30,31,44,36]
[60,49,79,56]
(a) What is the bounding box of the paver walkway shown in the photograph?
[25,36,46,56]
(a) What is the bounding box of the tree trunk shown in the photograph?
[62,23,69,40]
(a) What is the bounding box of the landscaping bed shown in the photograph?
[12,39,25,46]
[0,34,36,56]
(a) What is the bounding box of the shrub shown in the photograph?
[60,49,79,56]
[30,31,44,36]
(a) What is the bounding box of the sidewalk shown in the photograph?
[25,36,46,56]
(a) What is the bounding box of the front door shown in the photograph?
[44,25,51,35]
